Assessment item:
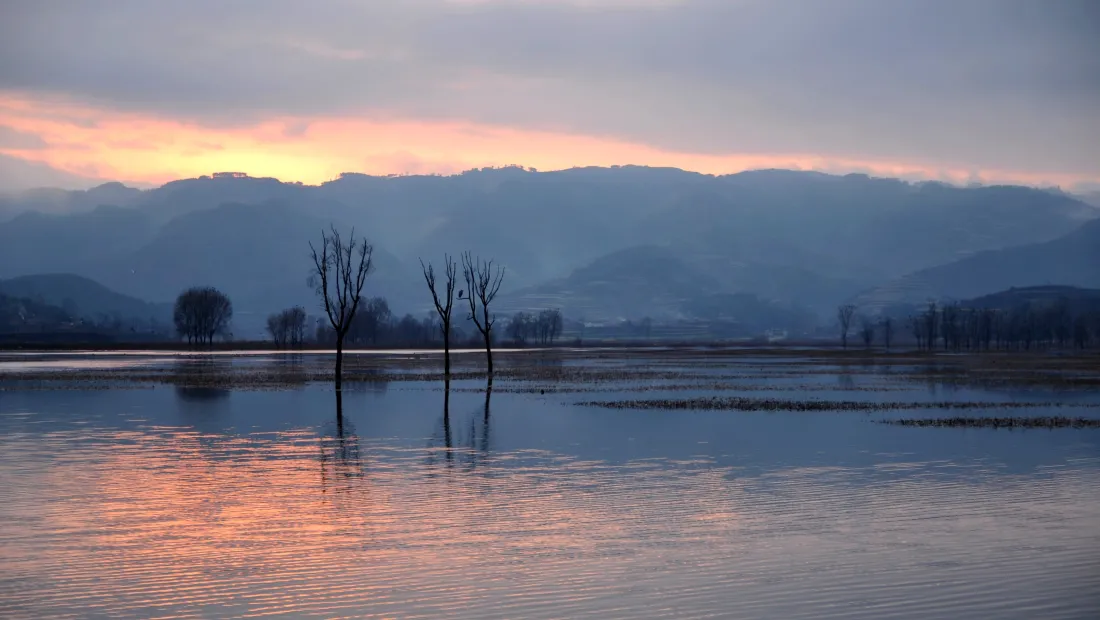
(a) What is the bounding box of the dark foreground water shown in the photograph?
[1,353,1099,618]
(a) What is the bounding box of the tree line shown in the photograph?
[907,300,1100,351]
[506,309,564,346]
[266,306,306,349]
[836,299,1100,351]
[312,302,442,348]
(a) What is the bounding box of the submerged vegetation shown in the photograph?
[881,417,1100,429]
[577,396,1099,412]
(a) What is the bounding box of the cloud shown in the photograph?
[1,94,1088,190]
[0,124,48,149]
[0,0,1097,180]
[0,153,106,192]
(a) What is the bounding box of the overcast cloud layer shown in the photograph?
[0,0,1097,188]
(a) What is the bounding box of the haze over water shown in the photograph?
[2,353,1098,618]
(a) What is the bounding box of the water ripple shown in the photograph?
[1,422,1098,619]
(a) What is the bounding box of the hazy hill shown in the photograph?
[680,293,818,333]
[961,286,1100,313]
[0,274,168,323]
[507,242,864,322]
[1076,191,1100,209]
[641,173,1095,280]
[0,205,155,277]
[92,202,419,327]
[0,181,144,221]
[140,175,312,225]
[0,292,73,333]
[1,167,1095,331]
[503,245,721,320]
[852,219,1100,313]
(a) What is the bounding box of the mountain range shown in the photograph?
[961,286,1100,314]
[1,166,1097,335]
[853,218,1100,315]
[0,273,168,323]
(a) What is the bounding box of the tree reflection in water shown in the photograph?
[320,390,363,496]
[174,386,231,403]
[425,378,493,472]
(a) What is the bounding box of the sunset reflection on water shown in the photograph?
[1,381,1099,618]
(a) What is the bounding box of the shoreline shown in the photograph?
[4,346,1099,392]
[3,339,1099,357]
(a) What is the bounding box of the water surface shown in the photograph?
[1,353,1098,618]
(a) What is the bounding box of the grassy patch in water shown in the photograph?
[577,397,1098,412]
[880,416,1100,429]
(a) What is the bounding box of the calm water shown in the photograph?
[1,353,1099,618]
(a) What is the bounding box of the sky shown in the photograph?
[0,0,1097,191]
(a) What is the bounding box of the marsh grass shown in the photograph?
[880,417,1100,429]
[577,396,1100,412]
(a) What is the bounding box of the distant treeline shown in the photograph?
[906,300,1100,351]
[310,297,445,348]
[265,297,565,349]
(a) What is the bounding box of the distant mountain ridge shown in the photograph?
[1,166,1096,335]
[852,218,1100,314]
[0,274,169,322]
[1073,191,1100,209]
[0,181,144,218]
[961,286,1100,313]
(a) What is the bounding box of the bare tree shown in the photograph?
[923,302,939,351]
[421,255,458,377]
[508,312,532,346]
[940,303,959,350]
[1073,314,1090,349]
[880,316,894,350]
[461,252,505,375]
[266,313,287,349]
[348,297,391,346]
[267,306,307,349]
[173,286,232,346]
[859,316,875,349]
[837,304,856,349]
[310,226,374,391]
[287,306,307,347]
[538,308,564,345]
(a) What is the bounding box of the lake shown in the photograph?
[1,350,1098,618]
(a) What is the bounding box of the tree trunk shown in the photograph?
[335,389,344,433]
[335,332,344,392]
[443,376,452,456]
[444,376,451,415]
[443,329,451,378]
[484,332,493,375]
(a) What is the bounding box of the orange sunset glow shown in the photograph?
[1,94,1091,189]
[5,426,754,616]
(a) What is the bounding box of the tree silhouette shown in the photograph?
[461,252,505,375]
[173,286,232,346]
[266,306,306,349]
[310,225,373,391]
[837,304,855,349]
[880,316,894,350]
[421,254,458,377]
[859,316,875,349]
